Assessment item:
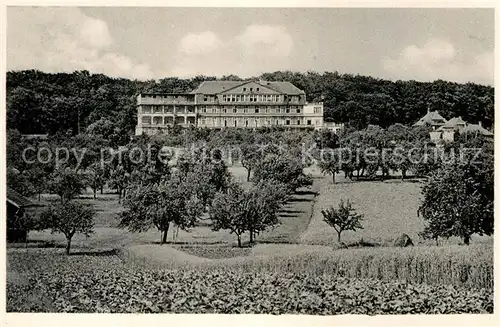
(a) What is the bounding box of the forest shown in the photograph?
[6,70,494,136]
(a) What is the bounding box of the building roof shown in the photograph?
[437,116,467,131]
[461,123,494,136]
[190,80,305,95]
[413,111,447,127]
[7,188,40,208]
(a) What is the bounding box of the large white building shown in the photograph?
[135,80,325,135]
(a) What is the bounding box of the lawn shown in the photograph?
[299,176,493,246]
[24,164,319,249]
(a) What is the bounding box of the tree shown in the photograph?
[7,168,36,197]
[47,168,87,203]
[418,159,493,245]
[313,129,339,149]
[246,181,289,243]
[210,182,249,248]
[210,181,289,247]
[317,148,342,182]
[108,165,130,200]
[252,154,313,192]
[321,199,364,243]
[240,143,262,182]
[120,175,203,244]
[40,201,95,254]
[86,162,108,199]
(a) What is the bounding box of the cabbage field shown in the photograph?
[7,250,493,314]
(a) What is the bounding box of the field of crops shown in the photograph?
[7,250,493,314]
[123,243,493,289]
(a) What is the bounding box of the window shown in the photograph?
[245,120,249,127]
[223,108,227,113]
[256,87,259,91]
[286,108,290,113]
[201,118,206,125]
[255,108,259,114]
[224,120,227,127]
[297,108,301,114]
[276,120,279,125]
[297,120,301,125]
[286,120,290,125]
[141,116,152,124]
[250,88,253,91]
[233,108,237,113]
[203,107,207,113]
[234,120,237,127]
[204,97,208,101]
[243,87,246,91]
[314,107,321,114]
[307,120,312,125]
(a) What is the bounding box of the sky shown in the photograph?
[6,7,495,85]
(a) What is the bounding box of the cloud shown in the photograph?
[382,39,493,84]
[236,25,293,57]
[179,31,223,56]
[7,7,154,80]
[170,25,294,78]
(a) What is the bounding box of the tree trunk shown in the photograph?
[360,168,365,177]
[463,234,470,245]
[38,193,41,201]
[337,231,342,243]
[118,188,122,200]
[332,172,336,183]
[65,237,72,255]
[237,235,242,248]
[100,186,104,195]
[93,189,97,199]
[401,170,406,180]
[246,168,251,182]
[161,224,169,245]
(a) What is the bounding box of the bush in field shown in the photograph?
[418,160,493,245]
[321,199,364,243]
[252,153,312,192]
[120,174,204,244]
[39,201,95,254]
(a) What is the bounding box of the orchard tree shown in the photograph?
[40,201,95,254]
[253,153,313,192]
[47,168,87,203]
[246,181,289,243]
[210,183,249,247]
[317,148,342,183]
[108,165,130,199]
[120,175,203,244]
[418,160,493,245]
[321,199,364,243]
[313,129,339,149]
[240,142,262,182]
[86,162,109,199]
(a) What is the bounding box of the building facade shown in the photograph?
[135,80,324,135]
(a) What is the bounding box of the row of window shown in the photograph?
[201,107,302,114]
[198,118,322,127]
[222,94,282,103]
[141,105,195,114]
